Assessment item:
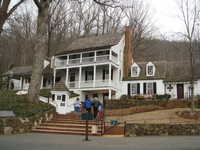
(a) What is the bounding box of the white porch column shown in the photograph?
[20,76,23,90]
[109,64,112,85]
[108,89,112,100]
[79,67,82,88]
[93,65,96,87]
[117,68,120,83]
[65,68,69,87]
[40,76,43,89]
[53,69,56,86]
[67,55,69,65]
[109,50,112,60]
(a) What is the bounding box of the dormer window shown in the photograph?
[131,63,140,77]
[146,62,155,76]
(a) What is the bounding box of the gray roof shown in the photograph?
[4,66,32,76]
[4,65,53,76]
[125,60,200,82]
[56,33,122,55]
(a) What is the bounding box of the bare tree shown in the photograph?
[176,0,200,112]
[0,0,26,34]
[124,0,155,52]
[28,0,51,102]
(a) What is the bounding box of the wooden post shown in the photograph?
[124,121,127,136]
[85,119,89,141]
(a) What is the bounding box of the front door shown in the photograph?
[56,95,68,114]
[177,84,184,99]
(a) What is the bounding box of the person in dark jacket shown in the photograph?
[92,97,100,119]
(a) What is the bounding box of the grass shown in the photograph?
[0,90,54,118]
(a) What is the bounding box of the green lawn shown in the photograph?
[0,90,54,118]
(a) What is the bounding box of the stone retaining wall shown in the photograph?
[105,100,190,110]
[0,108,56,135]
[125,123,200,136]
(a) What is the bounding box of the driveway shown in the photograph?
[0,133,200,150]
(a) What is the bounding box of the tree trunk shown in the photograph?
[28,1,50,102]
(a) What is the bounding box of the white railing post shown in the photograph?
[79,67,82,88]
[93,65,96,87]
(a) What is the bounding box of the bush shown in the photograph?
[0,90,54,117]
[156,94,171,100]
[120,95,129,100]
[40,89,51,97]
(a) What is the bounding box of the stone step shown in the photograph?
[32,129,101,136]
[35,126,102,133]
[42,123,102,128]
[48,120,101,125]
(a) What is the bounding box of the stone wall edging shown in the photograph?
[125,123,200,136]
[0,108,56,135]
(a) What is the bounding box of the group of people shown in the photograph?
[74,96,104,120]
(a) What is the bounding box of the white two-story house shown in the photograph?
[53,28,131,100]
[53,27,134,102]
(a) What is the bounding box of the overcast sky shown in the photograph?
[12,0,184,38]
[145,0,184,38]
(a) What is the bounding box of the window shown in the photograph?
[143,82,157,95]
[146,62,155,76]
[147,66,153,75]
[85,70,93,81]
[131,63,140,77]
[147,83,154,94]
[57,95,62,100]
[128,83,140,96]
[132,67,138,76]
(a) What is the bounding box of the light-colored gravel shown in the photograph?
[106,108,200,124]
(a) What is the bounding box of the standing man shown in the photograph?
[92,97,100,119]
[74,98,81,113]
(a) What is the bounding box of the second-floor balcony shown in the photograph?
[54,49,119,68]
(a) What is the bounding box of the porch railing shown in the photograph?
[68,80,117,89]
[55,54,118,67]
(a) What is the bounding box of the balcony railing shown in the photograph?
[68,80,117,89]
[55,54,118,67]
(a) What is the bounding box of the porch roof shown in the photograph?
[3,65,53,77]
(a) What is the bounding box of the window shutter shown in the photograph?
[103,69,105,80]
[153,82,157,94]
[128,83,131,96]
[143,83,146,94]
[85,70,88,81]
[62,95,66,101]
[137,83,140,94]
[111,69,113,80]
[52,94,55,101]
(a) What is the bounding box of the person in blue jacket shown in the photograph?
[83,95,93,113]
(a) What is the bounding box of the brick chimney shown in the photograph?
[123,26,134,79]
